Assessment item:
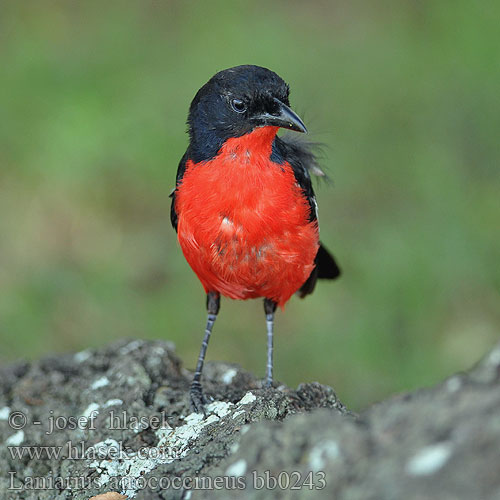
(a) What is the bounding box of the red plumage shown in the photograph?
[175,126,319,308]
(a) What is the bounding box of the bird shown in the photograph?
[170,65,341,413]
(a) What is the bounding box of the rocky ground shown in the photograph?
[1,338,499,500]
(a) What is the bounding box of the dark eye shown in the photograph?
[231,98,246,113]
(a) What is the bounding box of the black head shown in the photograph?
[187,65,307,162]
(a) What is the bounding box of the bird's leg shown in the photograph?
[190,291,220,414]
[264,298,277,388]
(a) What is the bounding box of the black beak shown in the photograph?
[255,98,308,133]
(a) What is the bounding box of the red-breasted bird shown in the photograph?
[170,65,340,412]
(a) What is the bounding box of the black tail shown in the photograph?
[297,243,341,298]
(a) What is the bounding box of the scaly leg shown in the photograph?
[190,291,220,414]
[264,298,277,387]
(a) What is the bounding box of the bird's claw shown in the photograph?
[190,382,208,416]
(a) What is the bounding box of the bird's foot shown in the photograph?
[264,377,274,389]
[190,381,208,416]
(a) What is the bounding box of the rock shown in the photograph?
[89,493,128,500]
[0,339,499,500]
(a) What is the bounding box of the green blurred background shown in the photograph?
[1,1,499,410]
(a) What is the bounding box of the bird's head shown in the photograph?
[187,65,307,162]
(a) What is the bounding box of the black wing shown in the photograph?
[271,135,341,297]
[271,135,319,222]
[170,151,188,232]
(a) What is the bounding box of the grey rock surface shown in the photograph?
[1,339,499,500]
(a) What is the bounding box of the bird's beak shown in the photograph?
[255,98,308,133]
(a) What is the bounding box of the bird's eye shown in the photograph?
[231,98,246,113]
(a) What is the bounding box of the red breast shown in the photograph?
[175,126,319,308]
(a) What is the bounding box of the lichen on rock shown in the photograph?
[1,339,500,500]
